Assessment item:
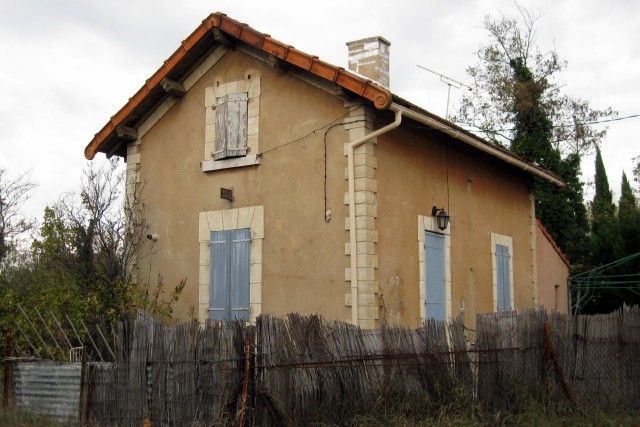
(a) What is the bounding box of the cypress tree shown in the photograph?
[590,147,620,266]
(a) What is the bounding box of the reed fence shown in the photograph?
[2,306,639,425]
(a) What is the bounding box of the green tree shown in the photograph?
[616,172,640,261]
[590,147,621,266]
[452,5,608,263]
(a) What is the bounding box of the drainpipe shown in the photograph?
[347,106,402,326]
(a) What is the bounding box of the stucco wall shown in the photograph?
[129,44,542,328]
[133,48,351,322]
[375,118,536,328]
[536,224,570,314]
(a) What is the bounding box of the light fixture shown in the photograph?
[431,206,450,231]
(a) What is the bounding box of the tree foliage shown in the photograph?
[454,5,616,157]
[0,169,36,263]
[452,4,614,264]
[0,160,184,358]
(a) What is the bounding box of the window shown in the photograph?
[198,206,263,324]
[425,231,446,321]
[418,215,451,323]
[209,228,251,321]
[214,93,248,160]
[491,233,514,312]
[202,77,261,172]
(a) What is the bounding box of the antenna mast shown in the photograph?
[417,65,472,119]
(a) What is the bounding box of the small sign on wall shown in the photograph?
[220,188,234,202]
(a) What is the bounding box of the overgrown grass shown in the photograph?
[0,409,83,427]
[342,403,640,426]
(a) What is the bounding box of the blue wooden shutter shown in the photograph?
[496,244,511,311]
[229,228,251,321]
[214,93,248,160]
[425,232,445,321]
[209,229,251,321]
[209,230,230,320]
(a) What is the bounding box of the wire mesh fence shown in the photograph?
[2,306,639,425]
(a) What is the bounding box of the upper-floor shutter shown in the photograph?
[214,93,248,160]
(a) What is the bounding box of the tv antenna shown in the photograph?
[417,65,473,119]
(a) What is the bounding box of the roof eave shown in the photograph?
[84,12,392,160]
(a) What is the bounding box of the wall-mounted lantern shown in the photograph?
[431,206,450,231]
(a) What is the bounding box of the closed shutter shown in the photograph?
[425,231,446,321]
[229,228,251,320]
[214,93,248,160]
[209,229,251,321]
[496,244,511,311]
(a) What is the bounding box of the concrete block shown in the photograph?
[250,239,262,266]
[345,293,352,306]
[214,84,227,99]
[355,203,377,218]
[199,304,209,325]
[358,255,378,268]
[357,267,376,281]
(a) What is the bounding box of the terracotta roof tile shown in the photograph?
[84,12,392,160]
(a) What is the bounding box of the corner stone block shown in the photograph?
[237,207,254,229]
[199,212,211,241]
[251,206,264,238]
[225,81,239,95]
[205,123,216,144]
[358,306,379,320]
[205,87,215,108]
[249,283,262,303]
[237,79,250,92]
[248,78,261,98]
[199,264,209,286]
[222,209,239,231]
[205,106,215,125]
[250,263,262,282]
[199,242,210,266]
[199,304,209,325]
[345,293,353,306]
[359,319,377,329]
[206,211,224,232]
[199,284,210,304]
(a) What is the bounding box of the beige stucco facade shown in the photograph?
[119,42,548,329]
[536,222,570,314]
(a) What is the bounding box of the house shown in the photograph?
[536,220,570,314]
[85,12,564,329]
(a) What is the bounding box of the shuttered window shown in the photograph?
[209,228,251,321]
[496,244,511,312]
[425,231,446,321]
[214,92,248,160]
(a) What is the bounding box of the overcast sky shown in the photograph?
[1,0,638,223]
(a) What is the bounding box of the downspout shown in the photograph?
[348,106,403,326]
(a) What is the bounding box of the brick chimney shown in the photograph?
[346,36,391,89]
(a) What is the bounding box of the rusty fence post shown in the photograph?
[238,335,251,427]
